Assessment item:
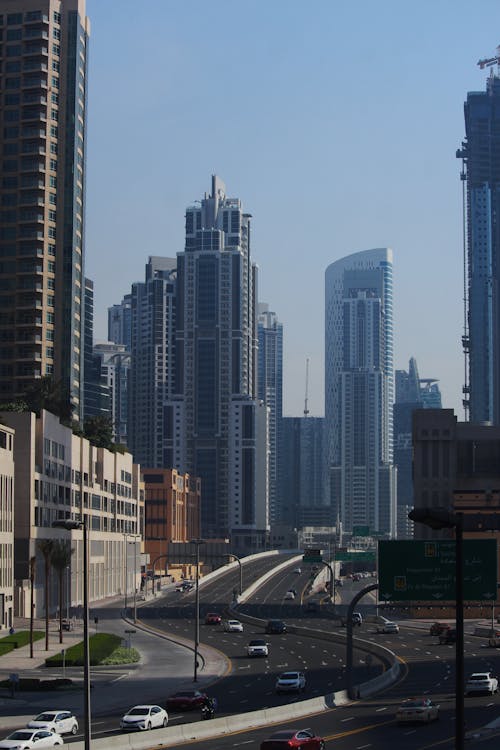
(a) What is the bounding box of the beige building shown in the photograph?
[0,424,15,629]
[2,410,142,617]
[0,1,90,420]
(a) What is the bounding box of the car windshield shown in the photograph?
[128,707,149,716]
[280,672,298,679]
[229,621,239,625]
[8,731,34,740]
[404,700,426,707]
[469,674,488,680]
[34,713,57,721]
[249,640,266,646]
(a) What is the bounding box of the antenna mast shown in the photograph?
[304,358,310,417]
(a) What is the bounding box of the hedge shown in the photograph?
[45,633,122,667]
[0,631,44,655]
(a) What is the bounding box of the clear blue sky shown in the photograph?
[85,0,500,418]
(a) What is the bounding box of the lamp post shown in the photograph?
[229,553,243,595]
[53,518,90,750]
[29,556,36,659]
[409,507,464,750]
[191,539,204,682]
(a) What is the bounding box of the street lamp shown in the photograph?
[408,507,464,750]
[53,518,90,750]
[190,539,204,682]
[228,553,243,595]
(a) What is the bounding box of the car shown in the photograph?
[260,728,325,749]
[0,729,63,749]
[465,672,499,695]
[488,632,500,647]
[275,671,306,693]
[439,628,456,644]
[246,639,269,657]
[284,590,295,600]
[165,690,208,710]
[292,567,302,574]
[176,581,194,593]
[120,704,168,731]
[224,619,243,632]
[265,619,287,634]
[429,621,450,636]
[204,612,222,625]
[27,710,78,735]
[353,573,361,582]
[376,621,399,634]
[61,619,73,632]
[396,697,439,723]
[352,612,362,626]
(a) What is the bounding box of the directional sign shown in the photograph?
[336,551,376,562]
[303,548,323,564]
[378,539,497,602]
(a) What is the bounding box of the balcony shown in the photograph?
[24,28,49,40]
[24,12,49,25]
[23,60,48,73]
[19,212,44,224]
[20,160,45,173]
[22,109,47,123]
[23,45,48,58]
[20,176,45,189]
[19,193,44,208]
[21,127,46,138]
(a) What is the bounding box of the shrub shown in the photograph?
[46,633,122,667]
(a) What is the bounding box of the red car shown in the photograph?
[166,690,208,711]
[205,612,222,625]
[260,728,325,749]
[429,622,450,636]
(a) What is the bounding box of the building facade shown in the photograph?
[459,64,500,424]
[257,304,283,524]
[0,424,15,630]
[170,176,268,551]
[1,409,142,617]
[108,293,132,350]
[93,342,130,446]
[325,248,396,538]
[0,1,90,419]
[128,257,177,469]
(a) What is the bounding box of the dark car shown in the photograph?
[439,628,456,644]
[265,619,287,634]
[260,728,325,749]
[429,622,450,636]
[166,690,208,711]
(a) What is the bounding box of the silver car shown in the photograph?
[275,670,306,693]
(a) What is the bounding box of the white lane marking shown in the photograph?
[356,745,372,749]
[341,716,355,722]
[404,730,417,735]
[375,707,388,712]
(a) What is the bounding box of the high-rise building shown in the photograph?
[0,1,90,420]
[128,257,177,469]
[257,304,283,523]
[108,294,132,349]
[83,278,110,421]
[279,417,326,528]
[325,248,396,537]
[93,341,130,445]
[170,176,268,551]
[459,59,500,424]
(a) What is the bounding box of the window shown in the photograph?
[48,244,55,256]
[49,193,56,205]
[47,278,55,290]
[47,295,54,307]
[51,93,58,105]
[48,227,56,239]
[53,29,60,41]
[49,176,56,188]
[51,77,59,90]
[50,125,58,137]
[46,312,54,323]
[49,159,57,171]
[46,346,53,358]
[53,11,61,24]
[51,109,58,121]
[48,210,56,222]
[52,60,59,72]
[46,329,54,340]
[50,142,57,154]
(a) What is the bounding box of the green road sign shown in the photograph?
[303,548,323,564]
[336,551,376,562]
[353,525,370,537]
[378,539,497,602]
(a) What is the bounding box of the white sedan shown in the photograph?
[27,711,78,736]
[224,619,243,632]
[396,698,439,723]
[284,590,295,600]
[0,729,63,749]
[376,621,399,634]
[275,671,306,693]
[120,705,168,731]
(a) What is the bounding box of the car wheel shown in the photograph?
[319,742,325,750]
[147,721,152,730]
[71,724,78,735]
[163,717,168,727]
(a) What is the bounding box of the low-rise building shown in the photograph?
[0,424,14,630]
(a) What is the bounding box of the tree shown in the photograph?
[37,539,54,650]
[25,376,73,423]
[51,541,74,644]
[82,415,114,449]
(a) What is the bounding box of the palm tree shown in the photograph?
[51,541,74,644]
[37,539,54,650]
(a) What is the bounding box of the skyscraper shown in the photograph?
[171,176,268,551]
[128,256,177,469]
[257,304,283,524]
[459,57,500,424]
[0,1,90,419]
[325,248,396,537]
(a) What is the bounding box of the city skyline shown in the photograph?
[83,0,500,419]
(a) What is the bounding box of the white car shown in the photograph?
[224,619,243,632]
[465,672,499,695]
[284,590,295,600]
[27,711,78,736]
[377,621,399,634]
[246,639,269,657]
[396,697,439,723]
[292,567,302,574]
[275,671,306,693]
[0,729,63,749]
[120,705,168,731]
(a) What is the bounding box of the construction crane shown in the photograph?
[304,358,310,417]
[477,46,500,69]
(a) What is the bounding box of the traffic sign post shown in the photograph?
[302,548,323,564]
[378,539,497,602]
